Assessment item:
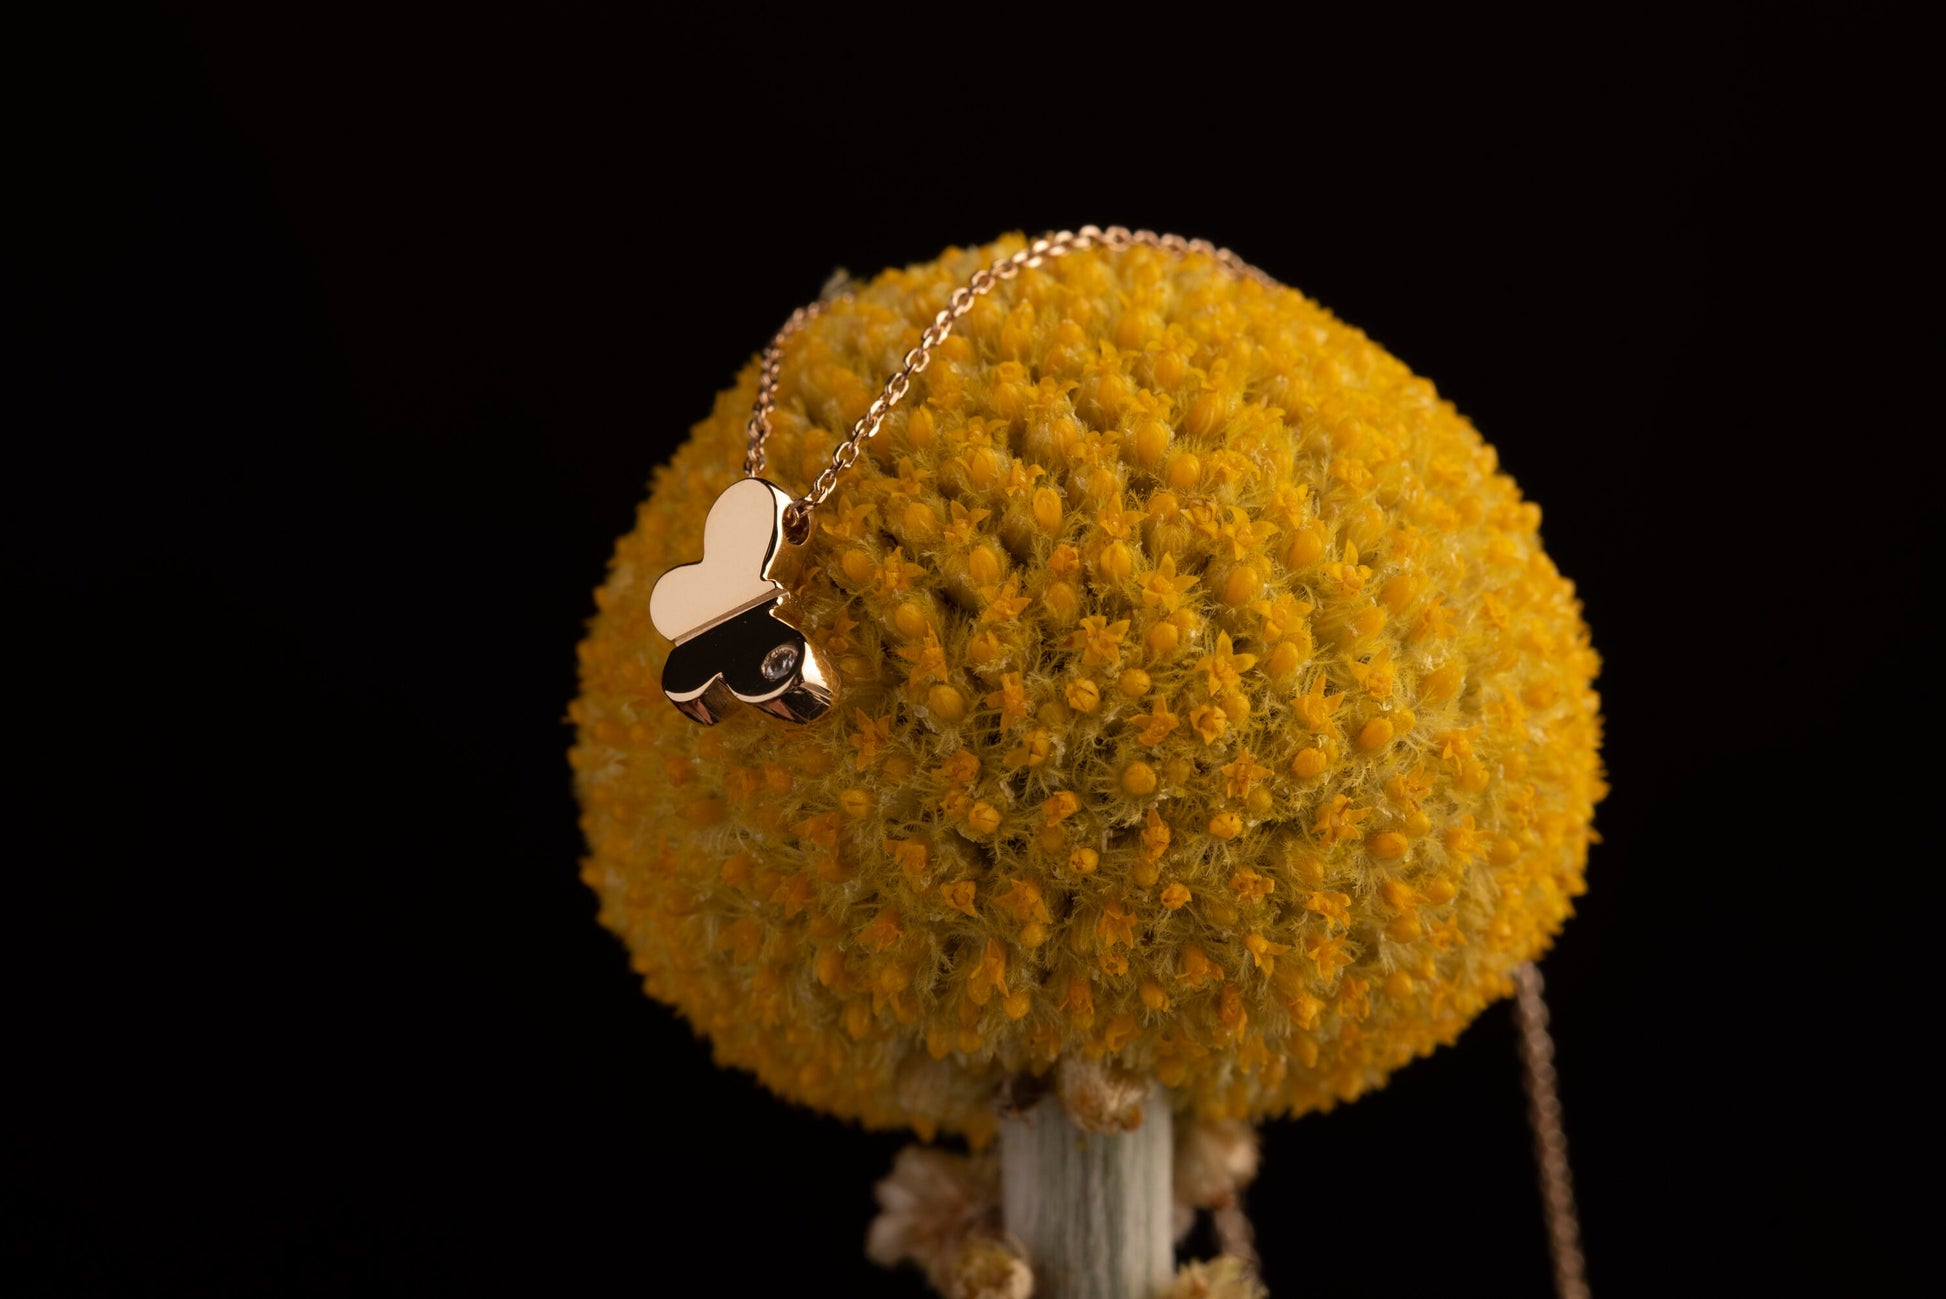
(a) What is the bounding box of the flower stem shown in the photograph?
[999,1082,1174,1299]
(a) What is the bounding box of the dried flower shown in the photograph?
[572,236,1604,1136]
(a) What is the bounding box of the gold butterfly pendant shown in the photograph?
[647,479,836,725]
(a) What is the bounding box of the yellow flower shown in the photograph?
[1311,795,1372,848]
[934,748,979,787]
[1192,631,1257,697]
[858,908,903,953]
[1228,869,1274,904]
[1347,647,1396,699]
[574,234,1604,1136]
[1221,750,1272,800]
[1141,808,1172,863]
[943,500,991,548]
[1215,506,1276,562]
[1251,592,1314,643]
[978,576,1031,624]
[1188,705,1228,746]
[967,939,1008,1005]
[1005,729,1051,769]
[1293,673,1345,737]
[1098,500,1146,537]
[1070,615,1131,667]
[883,837,928,883]
[1129,695,1181,746]
[1243,932,1292,975]
[877,548,925,595]
[999,458,1043,497]
[984,673,1030,729]
[897,629,948,695]
[1304,891,1353,927]
[1140,553,1198,612]
[1041,791,1081,825]
[1098,902,1139,948]
[847,710,895,771]
[993,878,1049,924]
[1308,934,1353,980]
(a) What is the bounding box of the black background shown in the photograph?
[7,7,1922,1296]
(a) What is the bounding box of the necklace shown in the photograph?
[643,226,1589,1298]
[646,226,1268,728]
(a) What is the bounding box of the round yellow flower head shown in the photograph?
[572,236,1604,1141]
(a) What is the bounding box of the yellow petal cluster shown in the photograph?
[571,236,1605,1139]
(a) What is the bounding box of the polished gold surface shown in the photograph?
[648,478,835,726]
[648,476,793,645]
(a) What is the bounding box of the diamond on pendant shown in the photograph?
[761,643,800,683]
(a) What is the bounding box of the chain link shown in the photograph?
[1514,962,1591,1299]
[742,300,829,478]
[740,226,1278,539]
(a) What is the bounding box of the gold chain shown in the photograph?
[742,299,829,479]
[741,225,1276,540]
[1514,962,1591,1299]
[735,231,1589,1298]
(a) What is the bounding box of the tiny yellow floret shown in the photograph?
[928,684,966,724]
[1368,832,1409,860]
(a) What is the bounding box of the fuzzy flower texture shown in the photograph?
[572,237,1605,1140]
